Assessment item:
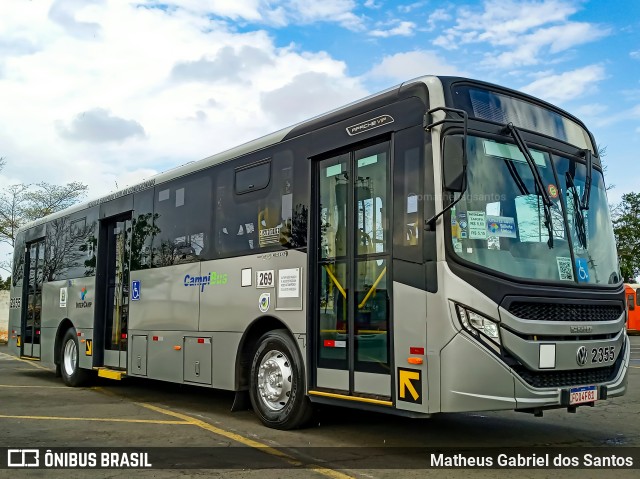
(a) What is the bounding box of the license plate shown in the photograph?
[569,385,598,405]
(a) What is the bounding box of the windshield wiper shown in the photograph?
[566,172,588,249]
[503,123,555,248]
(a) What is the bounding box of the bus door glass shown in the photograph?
[22,239,45,358]
[314,140,392,397]
[103,216,132,369]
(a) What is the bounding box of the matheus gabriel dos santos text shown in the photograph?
[431,453,634,468]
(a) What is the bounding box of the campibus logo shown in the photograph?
[183,272,227,292]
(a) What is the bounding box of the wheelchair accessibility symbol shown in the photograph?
[575,258,590,283]
[131,280,141,301]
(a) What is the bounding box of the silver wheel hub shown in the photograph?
[257,349,293,411]
[63,338,77,377]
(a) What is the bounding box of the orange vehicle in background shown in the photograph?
[625,284,640,334]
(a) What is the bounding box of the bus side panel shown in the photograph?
[199,252,307,332]
[129,264,199,332]
[200,252,307,390]
[8,284,22,357]
[40,280,71,368]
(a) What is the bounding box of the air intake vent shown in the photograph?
[512,361,620,389]
[507,302,623,322]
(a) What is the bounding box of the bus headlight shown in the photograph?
[455,304,501,345]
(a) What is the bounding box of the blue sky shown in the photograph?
[0,0,639,219]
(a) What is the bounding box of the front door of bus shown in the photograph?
[21,240,45,359]
[313,140,392,399]
[102,216,131,369]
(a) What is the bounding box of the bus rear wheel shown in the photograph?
[60,328,92,387]
[249,329,312,430]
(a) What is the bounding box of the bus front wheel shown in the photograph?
[249,329,312,429]
[60,328,92,387]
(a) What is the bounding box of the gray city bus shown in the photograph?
[7,76,629,429]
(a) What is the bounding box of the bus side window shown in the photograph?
[152,173,212,267]
[629,294,636,311]
[216,149,295,257]
[12,234,26,288]
[393,127,423,263]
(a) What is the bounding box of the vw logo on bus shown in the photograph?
[576,346,588,367]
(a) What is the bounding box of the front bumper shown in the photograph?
[440,329,629,413]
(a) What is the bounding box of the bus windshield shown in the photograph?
[448,135,620,285]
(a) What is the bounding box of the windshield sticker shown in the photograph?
[488,237,500,250]
[482,139,546,167]
[575,258,590,283]
[468,211,487,239]
[548,184,559,199]
[453,239,463,253]
[556,257,574,281]
[486,215,517,238]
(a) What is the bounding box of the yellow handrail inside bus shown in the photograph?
[358,266,387,310]
[323,265,346,299]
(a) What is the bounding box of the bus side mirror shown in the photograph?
[443,135,466,192]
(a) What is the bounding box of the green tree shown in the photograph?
[0,159,88,274]
[612,192,640,282]
[0,275,10,290]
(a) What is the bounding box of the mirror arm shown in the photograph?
[424,107,469,231]
[581,149,592,210]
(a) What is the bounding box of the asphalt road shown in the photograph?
[0,336,639,478]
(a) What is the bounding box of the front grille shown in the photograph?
[507,302,623,322]
[511,351,623,389]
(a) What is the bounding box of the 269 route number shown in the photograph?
[256,270,274,288]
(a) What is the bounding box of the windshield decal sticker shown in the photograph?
[548,184,559,199]
[575,258,590,283]
[486,215,517,238]
[468,211,487,239]
[556,257,574,281]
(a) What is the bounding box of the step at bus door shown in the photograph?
[312,140,393,402]
[102,215,132,369]
[21,240,45,359]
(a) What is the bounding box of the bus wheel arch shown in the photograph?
[235,315,292,392]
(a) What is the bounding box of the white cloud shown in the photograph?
[631,50,640,60]
[370,21,416,38]
[398,2,428,13]
[57,108,146,143]
[147,0,364,30]
[261,72,368,125]
[572,103,609,118]
[426,8,452,31]
[0,0,368,201]
[367,50,463,83]
[521,65,606,102]
[433,0,610,67]
[48,0,103,40]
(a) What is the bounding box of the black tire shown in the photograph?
[249,329,313,430]
[60,328,92,387]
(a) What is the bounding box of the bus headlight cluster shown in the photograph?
[455,304,501,346]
